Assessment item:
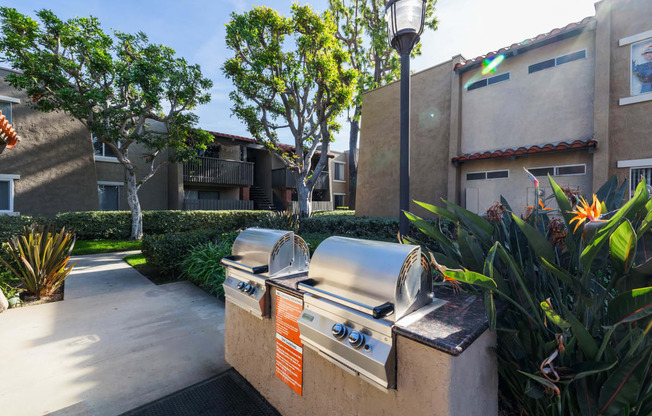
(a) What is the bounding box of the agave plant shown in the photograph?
[405,175,652,416]
[0,224,77,299]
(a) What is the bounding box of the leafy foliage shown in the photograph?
[407,175,652,415]
[0,224,77,299]
[0,7,214,239]
[181,234,238,299]
[254,210,300,233]
[223,5,357,216]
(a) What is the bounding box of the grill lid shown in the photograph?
[301,237,431,321]
[228,228,297,276]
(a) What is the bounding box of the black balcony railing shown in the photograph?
[272,168,329,190]
[183,157,254,186]
[183,199,254,211]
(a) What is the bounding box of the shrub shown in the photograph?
[181,233,238,298]
[53,210,273,240]
[254,210,300,233]
[408,174,652,415]
[299,215,400,240]
[142,229,225,276]
[0,215,47,242]
[0,265,21,299]
[0,224,77,299]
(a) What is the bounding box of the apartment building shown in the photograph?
[357,0,652,218]
[0,66,348,216]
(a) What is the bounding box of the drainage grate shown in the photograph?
[120,369,281,416]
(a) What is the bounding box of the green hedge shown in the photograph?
[299,215,400,240]
[141,229,225,276]
[0,215,46,242]
[49,210,273,240]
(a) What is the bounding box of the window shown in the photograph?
[0,101,12,123]
[0,174,19,214]
[527,164,586,177]
[529,50,586,74]
[334,162,345,181]
[98,183,121,211]
[93,136,118,159]
[466,170,509,181]
[466,72,510,91]
[631,167,652,197]
[334,194,346,208]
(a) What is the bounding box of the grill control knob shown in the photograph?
[237,282,245,291]
[331,323,347,339]
[348,331,365,348]
[244,283,255,294]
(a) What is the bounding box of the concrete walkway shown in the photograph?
[0,251,228,416]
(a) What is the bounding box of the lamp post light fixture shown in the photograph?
[385,0,427,237]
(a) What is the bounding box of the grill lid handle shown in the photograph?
[220,256,269,274]
[297,280,395,320]
[372,302,395,319]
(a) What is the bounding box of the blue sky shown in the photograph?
[3,0,596,151]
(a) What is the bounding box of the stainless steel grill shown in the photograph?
[297,236,432,390]
[221,228,310,318]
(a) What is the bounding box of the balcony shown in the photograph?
[184,157,254,186]
[184,199,254,211]
[272,168,329,190]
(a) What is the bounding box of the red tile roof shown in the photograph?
[0,110,19,150]
[454,17,594,71]
[451,139,597,164]
[205,130,334,157]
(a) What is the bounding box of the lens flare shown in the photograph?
[481,55,505,75]
[463,54,505,89]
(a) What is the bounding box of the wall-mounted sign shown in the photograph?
[275,291,303,395]
[631,37,652,96]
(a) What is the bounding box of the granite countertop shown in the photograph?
[393,287,497,356]
[266,278,497,357]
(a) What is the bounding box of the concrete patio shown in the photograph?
[0,251,228,416]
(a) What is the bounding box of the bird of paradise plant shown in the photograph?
[569,194,606,232]
[404,173,652,416]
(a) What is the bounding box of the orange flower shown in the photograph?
[568,194,604,232]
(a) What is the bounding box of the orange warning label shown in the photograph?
[275,291,303,395]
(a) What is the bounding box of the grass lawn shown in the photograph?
[72,240,142,256]
[123,253,176,285]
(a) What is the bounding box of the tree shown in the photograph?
[223,5,357,217]
[0,8,213,239]
[329,0,438,209]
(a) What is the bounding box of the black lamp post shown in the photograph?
[385,0,427,237]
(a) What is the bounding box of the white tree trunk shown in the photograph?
[296,181,312,218]
[126,170,143,240]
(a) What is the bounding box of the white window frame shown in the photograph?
[333,161,346,182]
[0,174,20,215]
[0,96,19,125]
[97,181,123,211]
[465,169,510,181]
[93,136,121,163]
[526,164,586,177]
[618,160,652,198]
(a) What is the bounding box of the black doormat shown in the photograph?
[120,369,281,416]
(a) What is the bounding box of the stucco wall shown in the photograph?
[604,0,652,183]
[94,144,170,211]
[460,151,594,215]
[460,30,595,153]
[0,69,99,216]
[225,287,497,416]
[357,61,453,218]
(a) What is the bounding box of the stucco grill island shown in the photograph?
[223,230,499,416]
